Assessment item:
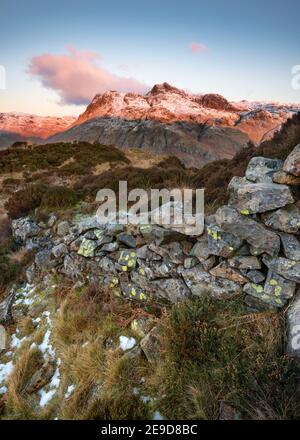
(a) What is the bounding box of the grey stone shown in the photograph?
[245,157,283,183]
[207,224,243,257]
[246,270,265,284]
[139,224,185,245]
[228,256,261,270]
[184,256,200,269]
[148,242,184,264]
[0,289,15,325]
[201,255,217,271]
[262,256,300,283]
[63,254,86,280]
[99,256,116,272]
[261,205,300,233]
[77,238,99,257]
[117,233,136,248]
[283,144,300,176]
[209,261,248,284]
[136,245,161,261]
[117,250,137,271]
[149,278,191,303]
[140,326,162,363]
[48,214,58,228]
[12,217,40,243]
[179,265,242,298]
[101,242,119,252]
[215,206,280,256]
[287,292,300,358]
[56,221,70,237]
[228,177,294,214]
[189,234,211,261]
[52,243,68,259]
[280,233,300,261]
[35,250,56,271]
[243,270,296,309]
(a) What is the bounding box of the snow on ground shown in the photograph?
[38,359,61,408]
[64,384,75,399]
[119,336,136,351]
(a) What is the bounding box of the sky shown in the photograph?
[0,0,300,116]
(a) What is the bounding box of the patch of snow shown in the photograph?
[10,333,26,349]
[119,336,136,351]
[64,384,75,398]
[153,411,165,420]
[0,385,7,394]
[0,360,13,384]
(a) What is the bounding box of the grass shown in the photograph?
[146,296,300,420]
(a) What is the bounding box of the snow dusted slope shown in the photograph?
[73,82,300,144]
[0,113,76,148]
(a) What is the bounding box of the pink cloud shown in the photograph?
[28,47,149,105]
[190,42,207,53]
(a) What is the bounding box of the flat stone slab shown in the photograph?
[228,177,294,214]
[215,206,280,256]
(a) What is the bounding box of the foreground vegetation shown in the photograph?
[2,280,299,420]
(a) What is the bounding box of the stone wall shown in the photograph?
[9,144,300,357]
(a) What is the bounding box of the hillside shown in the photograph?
[0,113,299,420]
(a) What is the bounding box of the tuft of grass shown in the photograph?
[6,347,42,419]
[147,296,300,420]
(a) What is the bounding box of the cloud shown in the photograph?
[189,42,207,54]
[28,46,149,105]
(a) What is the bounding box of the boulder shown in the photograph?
[287,292,300,358]
[201,255,216,271]
[261,205,300,233]
[283,144,300,176]
[245,157,283,183]
[215,206,280,256]
[207,224,243,257]
[228,177,294,213]
[262,256,300,283]
[280,233,300,261]
[11,217,40,243]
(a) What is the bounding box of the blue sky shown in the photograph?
[1,0,300,115]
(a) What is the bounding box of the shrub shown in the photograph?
[40,186,80,210]
[5,184,47,219]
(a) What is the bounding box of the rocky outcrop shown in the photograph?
[48,117,250,168]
